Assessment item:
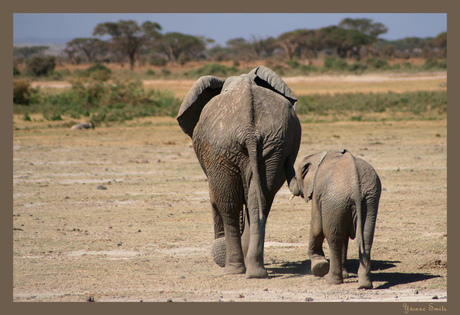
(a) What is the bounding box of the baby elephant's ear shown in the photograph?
[177,76,225,138]
[299,151,328,201]
[248,65,297,107]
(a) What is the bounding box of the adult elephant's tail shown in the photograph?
[240,75,264,223]
[246,136,264,222]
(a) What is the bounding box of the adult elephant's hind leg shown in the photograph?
[211,194,226,268]
[241,205,250,258]
[209,178,246,275]
[309,200,329,277]
[245,180,268,279]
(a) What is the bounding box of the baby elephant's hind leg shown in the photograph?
[309,201,329,277]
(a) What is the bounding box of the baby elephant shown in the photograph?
[290,149,381,289]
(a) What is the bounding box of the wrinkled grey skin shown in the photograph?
[290,149,381,289]
[177,66,301,278]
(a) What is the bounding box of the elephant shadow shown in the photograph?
[267,260,312,277]
[267,259,441,289]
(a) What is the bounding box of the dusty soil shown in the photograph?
[13,113,447,302]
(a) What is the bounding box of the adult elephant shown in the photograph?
[290,149,381,289]
[177,66,301,278]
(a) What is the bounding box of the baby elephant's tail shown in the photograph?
[345,150,369,271]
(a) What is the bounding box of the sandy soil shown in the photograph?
[13,114,447,303]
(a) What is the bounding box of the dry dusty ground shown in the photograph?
[13,113,447,304]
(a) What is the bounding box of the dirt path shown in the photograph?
[13,117,447,303]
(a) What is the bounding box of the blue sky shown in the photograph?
[13,13,447,46]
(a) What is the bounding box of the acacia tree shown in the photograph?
[13,46,50,63]
[381,45,396,59]
[205,44,233,62]
[158,32,213,64]
[317,25,372,58]
[65,38,108,64]
[339,18,388,38]
[276,29,318,61]
[226,37,257,63]
[338,18,388,57]
[93,20,162,70]
[431,31,447,58]
[251,36,278,59]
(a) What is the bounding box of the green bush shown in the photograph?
[366,58,390,70]
[423,58,444,70]
[16,78,182,123]
[286,59,300,69]
[48,71,63,80]
[161,69,172,77]
[324,57,349,71]
[22,113,31,121]
[438,59,447,69]
[43,113,63,121]
[150,56,168,67]
[403,62,412,69]
[300,64,319,72]
[13,80,33,105]
[189,63,238,77]
[13,66,20,76]
[349,61,367,72]
[25,55,56,77]
[87,63,112,74]
[86,63,112,81]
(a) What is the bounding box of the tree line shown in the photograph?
[13,18,447,71]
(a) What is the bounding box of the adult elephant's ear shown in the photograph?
[177,76,225,138]
[248,66,297,107]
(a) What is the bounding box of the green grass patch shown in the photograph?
[296,90,447,118]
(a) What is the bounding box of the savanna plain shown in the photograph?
[13,71,447,303]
